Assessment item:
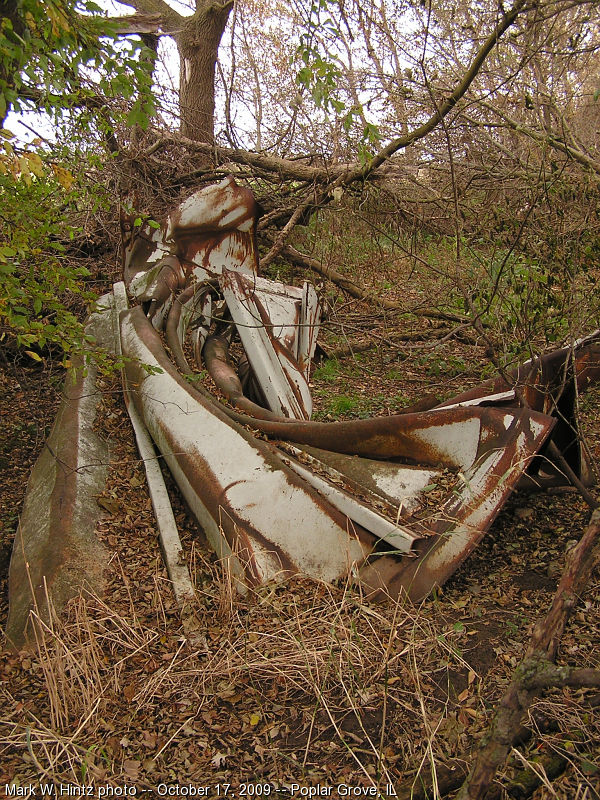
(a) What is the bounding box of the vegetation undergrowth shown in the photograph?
[2,0,600,793]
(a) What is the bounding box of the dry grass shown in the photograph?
[2,544,599,796]
[2,345,600,796]
[0,559,473,788]
[1,205,600,795]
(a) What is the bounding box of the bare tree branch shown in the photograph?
[139,0,531,187]
[143,132,341,181]
[260,197,318,269]
[350,0,531,182]
[111,0,183,27]
[480,102,600,175]
[109,13,165,35]
[527,665,600,690]
[456,508,600,800]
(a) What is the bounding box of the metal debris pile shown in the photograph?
[118,176,600,601]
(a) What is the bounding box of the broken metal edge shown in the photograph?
[436,333,600,487]
[120,305,376,589]
[113,282,196,609]
[376,411,556,601]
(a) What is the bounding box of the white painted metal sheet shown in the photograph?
[220,270,312,419]
[120,309,370,585]
[278,447,420,553]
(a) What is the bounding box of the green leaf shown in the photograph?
[581,760,598,776]
[296,66,312,88]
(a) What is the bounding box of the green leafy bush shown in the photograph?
[0,135,96,363]
[1,0,155,129]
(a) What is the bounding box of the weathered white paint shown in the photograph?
[114,283,196,607]
[529,417,547,438]
[186,237,256,277]
[279,452,419,553]
[120,312,370,584]
[129,262,165,299]
[298,282,320,377]
[123,225,168,275]
[436,390,516,410]
[6,292,117,645]
[423,447,511,572]
[221,271,311,419]
[411,417,481,470]
[220,207,254,230]
[166,177,255,241]
[371,466,438,511]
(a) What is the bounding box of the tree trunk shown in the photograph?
[176,1,232,148]
[1,0,24,126]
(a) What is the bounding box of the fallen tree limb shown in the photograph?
[319,331,447,360]
[456,508,600,799]
[318,325,481,360]
[395,709,581,800]
[508,752,568,800]
[140,0,529,189]
[141,132,338,183]
[280,244,468,323]
[526,665,600,691]
[121,0,531,285]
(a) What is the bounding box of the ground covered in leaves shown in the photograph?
[0,243,599,799]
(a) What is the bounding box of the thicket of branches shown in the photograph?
[2,2,600,797]
[2,0,600,365]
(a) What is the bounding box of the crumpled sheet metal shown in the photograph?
[122,177,260,326]
[121,305,554,600]
[120,176,595,601]
[436,330,600,486]
[121,306,373,587]
[220,269,315,419]
[6,295,115,646]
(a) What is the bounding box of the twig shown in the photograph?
[281,244,467,323]
[260,193,322,269]
[456,508,600,799]
[546,440,599,510]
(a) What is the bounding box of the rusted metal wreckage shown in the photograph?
[120,176,600,602]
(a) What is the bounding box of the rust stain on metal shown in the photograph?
[120,177,599,602]
[122,306,374,589]
[436,332,600,486]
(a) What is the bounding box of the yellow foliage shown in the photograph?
[52,164,75,191]
[26,152,45,178]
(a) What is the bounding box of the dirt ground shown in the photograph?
[0,278,599,798]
